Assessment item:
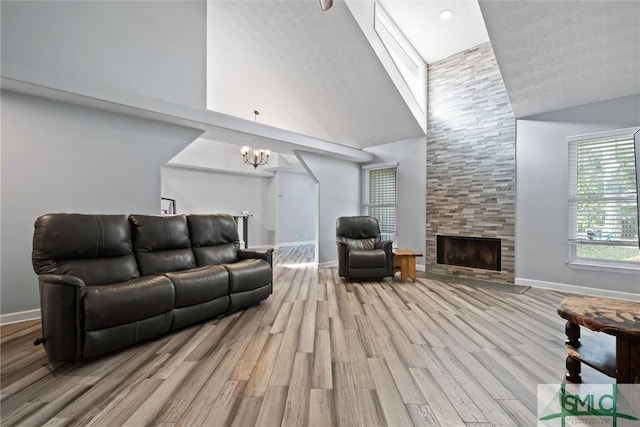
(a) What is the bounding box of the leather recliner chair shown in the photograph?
[336,216,393,280]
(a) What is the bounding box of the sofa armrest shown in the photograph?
[238,248,274,266]
[38,274,86,362]
[38,274,86,288]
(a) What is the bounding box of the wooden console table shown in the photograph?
[393,249,423,282]
[557,296,640,384]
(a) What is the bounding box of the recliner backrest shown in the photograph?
[336,216,382,250]
[187,214,240,266]
[32,214,140,285]
[129,214,196,275]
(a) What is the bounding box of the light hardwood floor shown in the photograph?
[1,245,585,426]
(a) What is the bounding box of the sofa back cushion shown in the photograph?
[32,214,140,285]
[129,214,196,275]
[187,214,240,266]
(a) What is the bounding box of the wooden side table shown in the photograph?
[557,296,640,384]
[393,249,423,282]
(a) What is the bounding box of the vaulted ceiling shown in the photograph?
[479,0,640,118]
[206,0,639,153]
[206,1,425,149]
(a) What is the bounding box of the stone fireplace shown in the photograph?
[437,235,501,272]
[426,43,515,283]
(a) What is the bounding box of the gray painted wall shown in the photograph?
[516,95,640,295]
[161,166,274,247]
[364,137,427,267]
[1,91,202,315]
[275,171,316,245]
[296,152,360,264]
[1,0,206,109]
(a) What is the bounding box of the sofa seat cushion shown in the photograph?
[229,283,272,313]
[84,312,172,359]
[349,249,387,268]
[84,275,174,330]
[223,259,271,294]
[172,297,229,330]
[164,265,229,308]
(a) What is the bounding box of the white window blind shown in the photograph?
[362,165,397,243]
[568,128,640,265]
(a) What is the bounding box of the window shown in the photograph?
[568,127,640,267]
[362,163,397,243]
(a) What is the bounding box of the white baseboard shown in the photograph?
[0,308,41,325]
[416,264,425,272]
[276,240,315,248]
[516,278,640,302]
[318,260,338,269]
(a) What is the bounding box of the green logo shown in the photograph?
[538,384,639,427]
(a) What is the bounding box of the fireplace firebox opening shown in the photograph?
[436,235,501,271]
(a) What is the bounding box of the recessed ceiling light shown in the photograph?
[440,9,453,21]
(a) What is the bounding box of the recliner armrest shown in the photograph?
[37,274,86,363]
[336,242,350,279]
[238,248,274,266]
[375,240,394,277]
[375,240,393,250]
[38,274,86,288]
[337,241,351,258]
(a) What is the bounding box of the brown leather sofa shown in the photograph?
[32,213,273,363]
[336,216,393,280]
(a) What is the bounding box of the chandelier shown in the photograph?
[241,110,271,169]
[241,146,271,169]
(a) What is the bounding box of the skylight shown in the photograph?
[374,3,427,114]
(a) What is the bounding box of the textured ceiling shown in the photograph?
[479,0,640,118]
[380,0,489,64]
[206,0,425,148]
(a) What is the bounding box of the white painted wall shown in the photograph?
[296,151,360,264]
[516,95,640,296]
[0,91,202,315]
[364,137,427,267]
[275,171,316,245]
[0,0,374,164]
[161,166,273,247]
[1,0,206,110]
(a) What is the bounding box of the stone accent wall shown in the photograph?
[426,42,516,283]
